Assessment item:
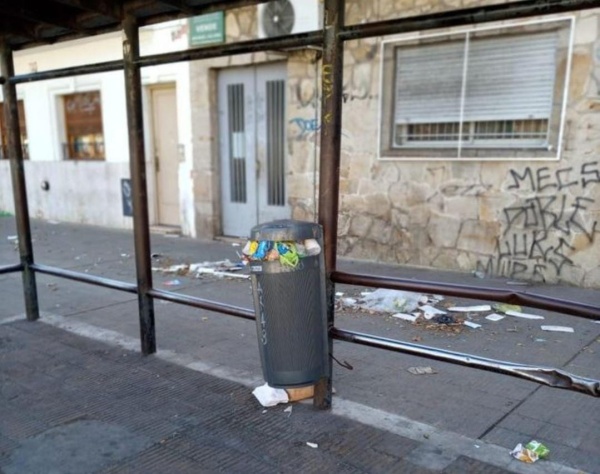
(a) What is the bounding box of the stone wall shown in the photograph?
[190,2,599,288]
[329,1,600,287]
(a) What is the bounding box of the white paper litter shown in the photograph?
[252,383,289,407]
[341,298,357,306]
[448,305,491,312]
[485,313,505,322]
[463,321,482,329]
[335,292,345,297]
[407,366,437,375]
[506,310,544,320]
[6,235,18,241]
[306,442,318,449]
[419,305,446,320]
[392,313,418,322]
[541,325,574,333]
[284,406,293,416]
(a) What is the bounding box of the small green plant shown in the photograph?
[0,210,12,217]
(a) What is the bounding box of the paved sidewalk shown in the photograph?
[0,318,575,474]
[1,217,599,473]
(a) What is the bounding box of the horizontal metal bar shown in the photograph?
[9,31,323,84]
[10,0,596,84]
[148,288,256,321]
[31,263,138,294]
[0,263,23,275]
[136,30,322,68]
[340,0,600,41]
[9,60,124,84]
[332,327,600,397]
[332,271,600,320]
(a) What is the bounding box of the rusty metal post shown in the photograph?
[0,39,39,321]
[122,15,156,355]
[314,0,344,410]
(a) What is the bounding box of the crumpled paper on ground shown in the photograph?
[252,383,289,407]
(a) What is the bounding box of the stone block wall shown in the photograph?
[189,1,599,288]
[327,0,600,287]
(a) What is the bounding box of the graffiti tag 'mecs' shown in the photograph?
[478,161,599,282]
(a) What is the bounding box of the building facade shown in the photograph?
[1,0,599,288]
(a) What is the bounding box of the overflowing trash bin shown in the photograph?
[244,220,328,388]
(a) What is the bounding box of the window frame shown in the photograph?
[61,90,105,161]
[377,16,575,162]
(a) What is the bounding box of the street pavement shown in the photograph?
[1,216,599,473]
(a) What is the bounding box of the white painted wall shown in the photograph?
[0,20,195,234]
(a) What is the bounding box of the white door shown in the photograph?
[218,63,290,237]
[151,86,180,227]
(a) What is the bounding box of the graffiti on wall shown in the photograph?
[477,162,599,281]
[427,183,492,202]
[289,117,320,139]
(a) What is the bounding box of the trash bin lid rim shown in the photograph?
[250,220,322,241]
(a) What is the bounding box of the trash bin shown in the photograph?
[247,220,328,388]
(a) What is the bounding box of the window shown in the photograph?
[0,100,29,160]
[62,91,105,160]
[379,18,573,160]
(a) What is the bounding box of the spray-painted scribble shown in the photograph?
[478,162,598,281]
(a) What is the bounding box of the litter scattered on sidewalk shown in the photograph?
[153,259,249,280]
[448,305,491,312]
[510,440,550,463]
[419,304,446,319]
[283,406,293,417]
[6,235,18,241]
[431,314,456,325]
[341,297,357,307]
[163,279,182,287]
[463,321,482,329]
[485,313,505,322]
[493,303,522,313]
[306,442,318,449]
[541,325,574,333]
[392,313,418,322]
[252,383,289,407]
[505,310,544,320]
[407,366,437,375]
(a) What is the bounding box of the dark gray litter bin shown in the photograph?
[249,220,328,388]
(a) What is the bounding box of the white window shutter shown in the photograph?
[394,31,557,125]
[394,41,465,124]
[463,32,557,121]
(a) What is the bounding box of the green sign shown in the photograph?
[189,12,224,47]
